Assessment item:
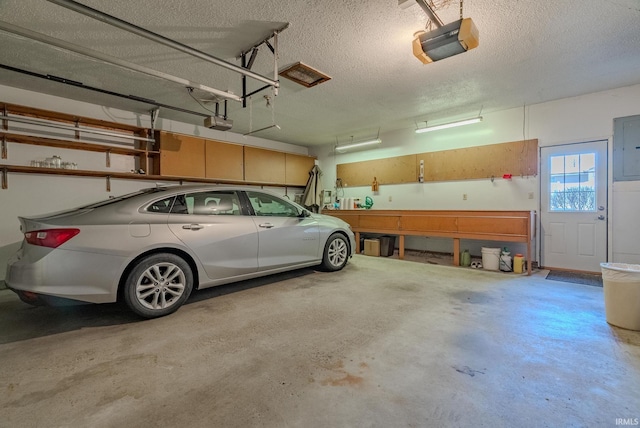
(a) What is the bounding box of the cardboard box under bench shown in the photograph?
[364,239,380,256]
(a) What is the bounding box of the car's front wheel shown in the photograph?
[123,253,193,318]
[321,233,350,271]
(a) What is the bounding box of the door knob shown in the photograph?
[597,215,605,220]
[598,206,605,211]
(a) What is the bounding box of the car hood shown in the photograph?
[310,212,352,231]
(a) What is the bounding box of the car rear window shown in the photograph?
[81,188,169,210]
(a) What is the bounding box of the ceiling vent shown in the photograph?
[279,62,331,87]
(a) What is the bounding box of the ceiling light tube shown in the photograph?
[415,116,483,133]
[336,139,382,153]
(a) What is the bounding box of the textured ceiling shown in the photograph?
[1,0,640,146]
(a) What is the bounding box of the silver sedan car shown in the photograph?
[6,185,355,318]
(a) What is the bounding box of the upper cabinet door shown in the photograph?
[205,139,244,180]
[285,153,316,186]
[158,132,206,178]
[244,147,286,183]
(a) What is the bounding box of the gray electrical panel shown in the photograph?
[613,115,640,181]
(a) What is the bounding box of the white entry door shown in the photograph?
[540,140,608,272]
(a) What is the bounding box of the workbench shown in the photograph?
[325,210,536,275]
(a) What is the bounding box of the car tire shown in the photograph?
[123,253,193,318]
[320,233,350,272]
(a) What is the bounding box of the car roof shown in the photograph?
[149,184,287,196]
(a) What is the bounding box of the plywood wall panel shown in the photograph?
[417,139,538,182]
[336,154,417,187]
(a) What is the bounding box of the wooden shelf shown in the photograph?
[0,164,301,190]
[0,132,159,157]
[1,102,149,134]
[2,102,310,191]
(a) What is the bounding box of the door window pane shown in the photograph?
[180,191,241,215]
[247,191,300,217]
[549,153,596,212]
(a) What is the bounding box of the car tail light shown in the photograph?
[24,229,80,248]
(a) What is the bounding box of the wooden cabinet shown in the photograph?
[155,131,315,187]
[244,146,286,183]
[205,139,244,180]
[285,153,315,186]
[158,132,205,178]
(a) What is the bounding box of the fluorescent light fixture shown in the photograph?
[415,116,483,133]
[335,139,382,153]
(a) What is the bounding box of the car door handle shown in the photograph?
[259,223,274,229]
[182,224,204,230]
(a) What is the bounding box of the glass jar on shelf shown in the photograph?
[52,155,62,168]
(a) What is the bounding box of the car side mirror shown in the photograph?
[298,209,311,218]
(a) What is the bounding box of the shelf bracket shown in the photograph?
[1,105,7,131]
[106,149,111,167]
[1,135,6,159]
[106,175,111,192]
[74,118,80,140]
[1,167,7,189]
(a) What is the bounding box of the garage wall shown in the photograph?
[0,84,309,284]
[312,83,640,263]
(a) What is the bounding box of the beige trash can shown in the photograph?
[600,263,640,331]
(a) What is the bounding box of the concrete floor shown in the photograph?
[1,255,639,427]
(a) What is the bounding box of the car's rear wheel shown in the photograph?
[321,233,349,271]
[123,253,193,318]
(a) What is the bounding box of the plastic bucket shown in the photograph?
[481,247,501,271]
[601,263,640,330]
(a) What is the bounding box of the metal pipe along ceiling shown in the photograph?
[0,21,242,102]
[46,0,280,88]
